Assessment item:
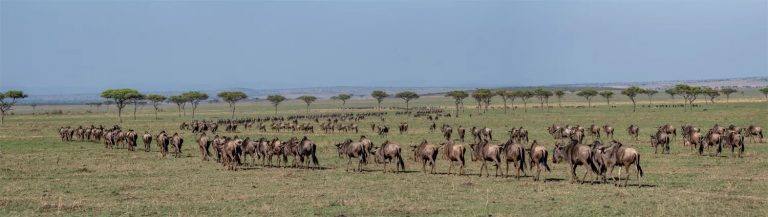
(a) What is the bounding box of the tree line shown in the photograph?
[1,86,767,124]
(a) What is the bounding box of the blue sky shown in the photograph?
[1,0,766,94]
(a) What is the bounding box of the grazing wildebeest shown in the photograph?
[295,136,319,168]
[470,139,502,177]
[371,140,405,173]
[501,139,526,179]
[399,122,408,134]
[377,125,389,137]
[171,133,184,158]
[411,140,439,174]
[142,132,152,152]
[198,133,212,161]
[596,141,643,187]
[359,136,375,158]
[439,140,465,175]
[528,140,551,181]
[603,125,614,139]
[457,126,466,142]
[627,125,640,141]
[552,140,600,184]
[336,139,368,172]
[157,131,170,157]
[746,125,763,143]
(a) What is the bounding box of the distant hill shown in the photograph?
[17,76,768,104]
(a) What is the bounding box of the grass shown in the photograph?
[1,95,767,216]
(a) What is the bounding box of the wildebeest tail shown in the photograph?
[311,144,319,166]
[397,154,406,171]
[543,151,551,172]
[636,154,644,177]
[519,148,526,173]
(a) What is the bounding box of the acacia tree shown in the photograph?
[101,88,141,123]
[599,91,614,106]
[0,90,28,124]
[504,91,517,111]
[665,88,679,103]
[533,89,552,110]
[645,89,658,106]
[395,91,419,110]
[267,95,286,115]
[720,88,737,102]
[169,95,188,116]
[129,93,145,120]
[181,91,208,118]
[145,94,166,120]
[297,95,317,113]
[576,89,598,108]
[371,90,389,111]
[471,91,483,111]
[674,84,703,111]
[445,90,468,117]
[496,90,510,113]
[703,88,720,104]
[473,89,494,112]
[760,88,768,101]
[217,91,248,118]
[517,90,534,112]
[622,86,643,112]
[554,90,565,108]
[333,94,352,109]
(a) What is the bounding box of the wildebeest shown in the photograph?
[439,140,465,175]
[171,133,184,158]
[650,131,671,154]
[658,124,677,142]
[125,129,138,152]
[528,140,551,181]
[595,141,643,187]
[470,139,501,177]
[411,140,439,174]
[241,137,260,165]
[198,133,212,161]
[294,136,320,168]
[603,125,614,139]
[724,131,745,158]
[371,140,405,173]
[399,122,408,134]
[265,138,286,167]
[157,131,170,157]
[457,126,466,142]
[588,124,601,140]
[746,125,763,143]
[552,140,600,184]
[501,139,526,179]
[221,137,243,170]
[702,131,723,156]
[142,132,152,152]
[336,139,368,172]
[442,125,453,141]
[627,125,640,141]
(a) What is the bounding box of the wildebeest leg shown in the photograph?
[448,161,453,175]
[581,167,591,184]
[422,160,427,174]
[624,165,632,187]
[430,159,435,174]
[479,162,485,177]
[346,157,352,172]
[494,160,500,177]
[505,161,510,178]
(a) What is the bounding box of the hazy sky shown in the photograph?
[1,0,766,94]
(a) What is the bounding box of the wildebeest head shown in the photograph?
[552,144,564,164]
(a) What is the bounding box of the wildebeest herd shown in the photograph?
[58,112,764,187]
